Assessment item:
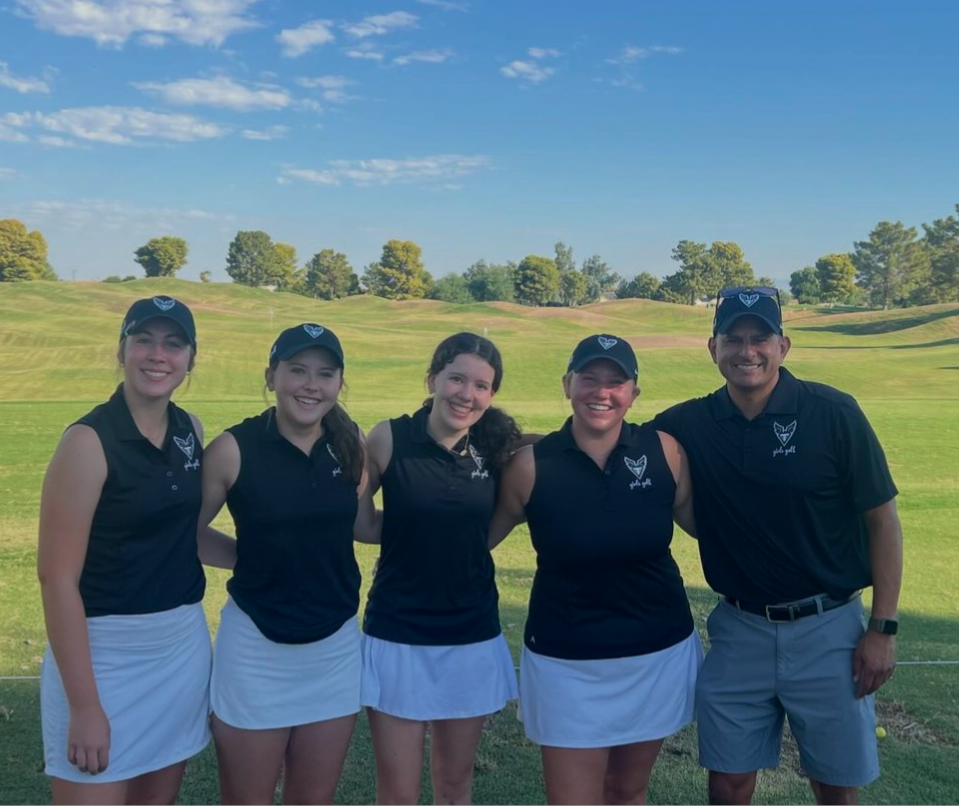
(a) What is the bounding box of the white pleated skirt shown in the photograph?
[211,597,361,730]
[41,602,212,783]
[360,632,519,721]
[519,629,703,748]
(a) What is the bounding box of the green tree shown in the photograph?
[853,221,930,309]
[923,204,959,303]
[663,240,710,304]
[273,242,299,290]
[362,239,432,300]
[581,254,621,302]
[617,272,661,299]
[304,249,357,300]
[225,230,282,287]
[199,271,212,283]
[790,266,821,304]
[0,219,54,282]
[814,253,856,302]
[559,270,589,307]
[430,274,475,304]
[133,236,188,278]
[708,241,755,290]
[554,241,576,274]
[464,260,515,302]
[514,255,560,306]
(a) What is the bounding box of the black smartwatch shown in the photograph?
[868,617,899,635]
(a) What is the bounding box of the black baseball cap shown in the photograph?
[269,323,344,367]
[713,286,783,336]
[567,334,639,381]
[120,296,197,347]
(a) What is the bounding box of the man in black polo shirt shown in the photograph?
[649,287,903,805]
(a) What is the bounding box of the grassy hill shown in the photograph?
[1,280,958,804]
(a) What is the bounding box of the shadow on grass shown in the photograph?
[792,307,959,336]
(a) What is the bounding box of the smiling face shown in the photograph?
[563,358,640,435]
[427,352,496,444]
[266,346,343,434]
[709,316,791,404]
[119,320,194,400]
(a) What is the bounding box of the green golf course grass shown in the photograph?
[1,279,957,804]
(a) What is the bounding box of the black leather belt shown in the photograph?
[725,592,860,623]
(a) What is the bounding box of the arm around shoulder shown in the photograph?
[354,424,383,544]
[489,445,535,550]
[196,431,239,570]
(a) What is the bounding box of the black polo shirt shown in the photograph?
[649,367,898,603]
[363,406,501,646]
[76,385,205,617]
[524,418,694,661]
[225,409,360,644]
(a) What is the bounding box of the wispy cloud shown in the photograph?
[14,0,260,48]
[0,198,235,232]
[296,75,358,103]
[415,0,468,10]
[279,154,491,187]
[241,125,288,141]
[394,48,454,66]
[134,76,291,111]
[38,135,79,147]
[604,45,683,91]
[343,11,417,38]
[501,46,560,85]
[0,61,55,94]
[1,107,227,145]
[276,19,335,58]
[346,47,384,62]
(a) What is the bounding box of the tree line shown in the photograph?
[2,201,957,308]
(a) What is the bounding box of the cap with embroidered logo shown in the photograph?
[120,296,197,348]
[567,334,639,380]
[269,323,344,367]
[713,287,783,336]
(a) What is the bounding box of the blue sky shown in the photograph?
[1,0,958,284]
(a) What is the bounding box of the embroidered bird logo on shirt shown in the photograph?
[469,444,489,480]
[328,443,342,476]
[774,420,797,446]
[624,455,652,489]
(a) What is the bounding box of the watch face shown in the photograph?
[871,618,899,635]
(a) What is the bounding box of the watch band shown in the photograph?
[868,617,899,635]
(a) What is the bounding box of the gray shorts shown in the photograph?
[697,597,879,787]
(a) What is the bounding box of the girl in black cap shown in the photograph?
[197,323,377,805]
[490,333,702,806]
[38,296,226,804]
[361,332,521,805]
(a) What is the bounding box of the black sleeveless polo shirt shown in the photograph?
[76,385,205,617]
[363,406,501,646]
[524,418,694,660]
[225,409,361,644]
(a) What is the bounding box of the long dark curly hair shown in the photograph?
[422,332,521,470]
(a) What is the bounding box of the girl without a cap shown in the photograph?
[361,332,522,805]
[38,296,232,805]
[490,333,702,806]
[197,323,378,805]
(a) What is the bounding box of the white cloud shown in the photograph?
[15,0,260,47]
[415,0,468,9]
[343,11,417,38]
[38,135,79,147]
[134,76,290,111]
[296,75,358,103]
[346,49,384,61]
[2,198,235,232]
[0,167,16,178]
[1,107,227,145]
[394,48,453,66]
[500,61,554,84]
[527,47,560,60]
[139,33,167,47]
[607,45,684,65]
[0,61,54,93]
[0,119,32,142]
[277,19,335,58]
[241,125,288,140]
[280,154,491,187]
[296,98,324,112]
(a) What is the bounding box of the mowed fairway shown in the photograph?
[1,280,957,804]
